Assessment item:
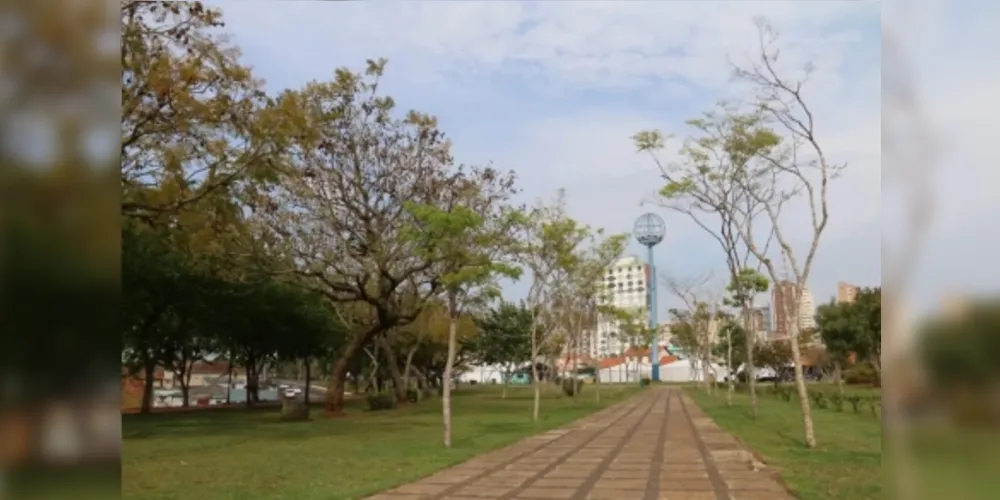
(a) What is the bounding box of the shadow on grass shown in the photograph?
[122,387,617,442]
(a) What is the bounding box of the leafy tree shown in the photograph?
[549,228,628,401]
[723,268,770,415]
[121,1,285,220]
[250,60,513,414]
[519,190,589,421]
[472,301,534,399]
[122,222,193,413]
[401,173,522,447]
[755,339,794,388]
[815,300,857,393]
[815,287,882,393]
[852,287,882,376]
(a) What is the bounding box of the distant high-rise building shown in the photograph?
[838,282,860,304]
[749,306,769,342]
[771,281,815,336]
[759,304,773,333]
[594,255,649,357]
[772,281,796,337]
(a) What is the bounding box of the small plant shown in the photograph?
[366,392,397,411]
[639,377,651,388]
[829,392,845,412]
[846,395,863,413]
[810,391,829,410]
[561,378,584,396]
[869,396,881,418]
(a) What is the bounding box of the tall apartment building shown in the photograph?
[771,280,815,336]
[837,282,860,304]
[594,255,649,357]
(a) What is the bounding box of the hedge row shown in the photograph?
[758,385,882,418]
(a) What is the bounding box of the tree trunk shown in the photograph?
[414,369,432,399]
[726,327,733,406]
[141,358,156,414]
[531,323,541,422]
[225,352,233,405]
[834,360,844,396]
[570,321,580,402]
[742,303,758,419]
[326,326,381,414]
[402,345,418,391]
[245,356,259,408]
[442,300,460,448]
[702,335,712,394]
[501,367,510,400]
[304,360,312,405]
[379,335,408,405]
[788,319,817,448]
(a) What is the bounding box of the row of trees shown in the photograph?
[633,19,855,448]
[121,1,641,449]
[664,278,882,406]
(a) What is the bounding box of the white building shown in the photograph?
[596,353,730,383]
[594,255,650,357]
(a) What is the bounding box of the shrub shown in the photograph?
[810,391,829,410]
[366,393,397,411]
[844,363,879,386]
[639,377,651,388]
[561,378,584,396]
[775,387,793,402]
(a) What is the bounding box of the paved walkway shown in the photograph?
[365,387,792,500]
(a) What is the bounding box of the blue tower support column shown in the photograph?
[647,244,659,382]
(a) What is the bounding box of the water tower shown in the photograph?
[633,213,665,381]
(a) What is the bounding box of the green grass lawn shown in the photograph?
[123,384,641,500]
[686,387,882,500]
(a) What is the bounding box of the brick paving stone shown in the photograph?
[517,487,578,499]
[361,388,791,500]
[657,492,718,500]
[593,478,648,490]
[452,484,517,497]
[530,478,587,489]
[390,483,450,495]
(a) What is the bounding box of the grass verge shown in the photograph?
[685,387,881,500]
[123,383,641,500]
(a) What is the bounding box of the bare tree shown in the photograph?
[723,19,848,448]
[663,272,717,392]
[634,97,780,417]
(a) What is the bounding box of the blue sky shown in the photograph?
[207,0,1000,322]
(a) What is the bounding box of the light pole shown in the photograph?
[633,213,665,382]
